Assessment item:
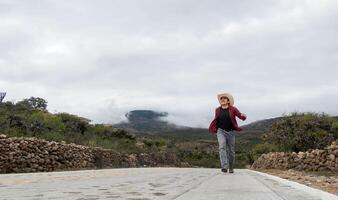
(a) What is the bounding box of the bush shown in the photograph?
[264,112,338,152]
[246,143,280,164]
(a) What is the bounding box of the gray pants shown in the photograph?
[216,128,235,169]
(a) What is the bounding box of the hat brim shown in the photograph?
[217,93,234,106]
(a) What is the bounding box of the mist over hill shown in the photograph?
[113,110,190,134]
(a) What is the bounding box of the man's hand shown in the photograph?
[241,113,247,118]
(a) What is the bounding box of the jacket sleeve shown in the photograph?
[208,108,219,133]
[234,107,246,121]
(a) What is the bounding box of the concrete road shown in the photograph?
[0,168,337,200]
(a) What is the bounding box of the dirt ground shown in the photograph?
[253,169,338,196]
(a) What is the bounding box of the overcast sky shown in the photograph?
[1,0,338,128]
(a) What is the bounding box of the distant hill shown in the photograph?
[239,115,338,143]
[236,117,284,151]
[111,110,289,167]
[113,110,190,134]
[112,109,286,143]
[115,110,338,138]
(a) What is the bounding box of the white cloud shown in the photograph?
[1,0,338,127]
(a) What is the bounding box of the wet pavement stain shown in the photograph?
[63,191,82,194]
[153,192,167,196]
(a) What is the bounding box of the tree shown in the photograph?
[16,97,48,111]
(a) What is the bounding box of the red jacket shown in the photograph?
[208,105,246,134]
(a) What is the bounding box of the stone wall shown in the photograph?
[251,139,338,171]
[0,134,181,173]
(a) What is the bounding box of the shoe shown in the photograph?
[221,168,227,173]
[229,168,234,173]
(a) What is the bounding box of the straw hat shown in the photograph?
[217,92,234,106]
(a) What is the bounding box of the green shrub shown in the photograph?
[264,112,337,152]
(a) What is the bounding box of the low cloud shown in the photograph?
[1,0,338,127]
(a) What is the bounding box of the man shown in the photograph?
[208,92,247,173]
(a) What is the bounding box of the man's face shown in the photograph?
[220,96,229,105]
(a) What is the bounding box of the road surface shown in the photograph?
[0,168,337,200]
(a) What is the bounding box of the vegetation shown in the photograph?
[0,97,137,154]
[1,97,337,169]
[245,112,338,165]
[263,112,338,152]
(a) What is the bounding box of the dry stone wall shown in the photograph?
[0,134,180,173]
[251,139,338,171]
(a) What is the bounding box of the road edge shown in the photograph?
[247,169,338,200]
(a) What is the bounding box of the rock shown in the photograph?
[0,134,7,139]
[333,150,338,156]
[328,154,335,161]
